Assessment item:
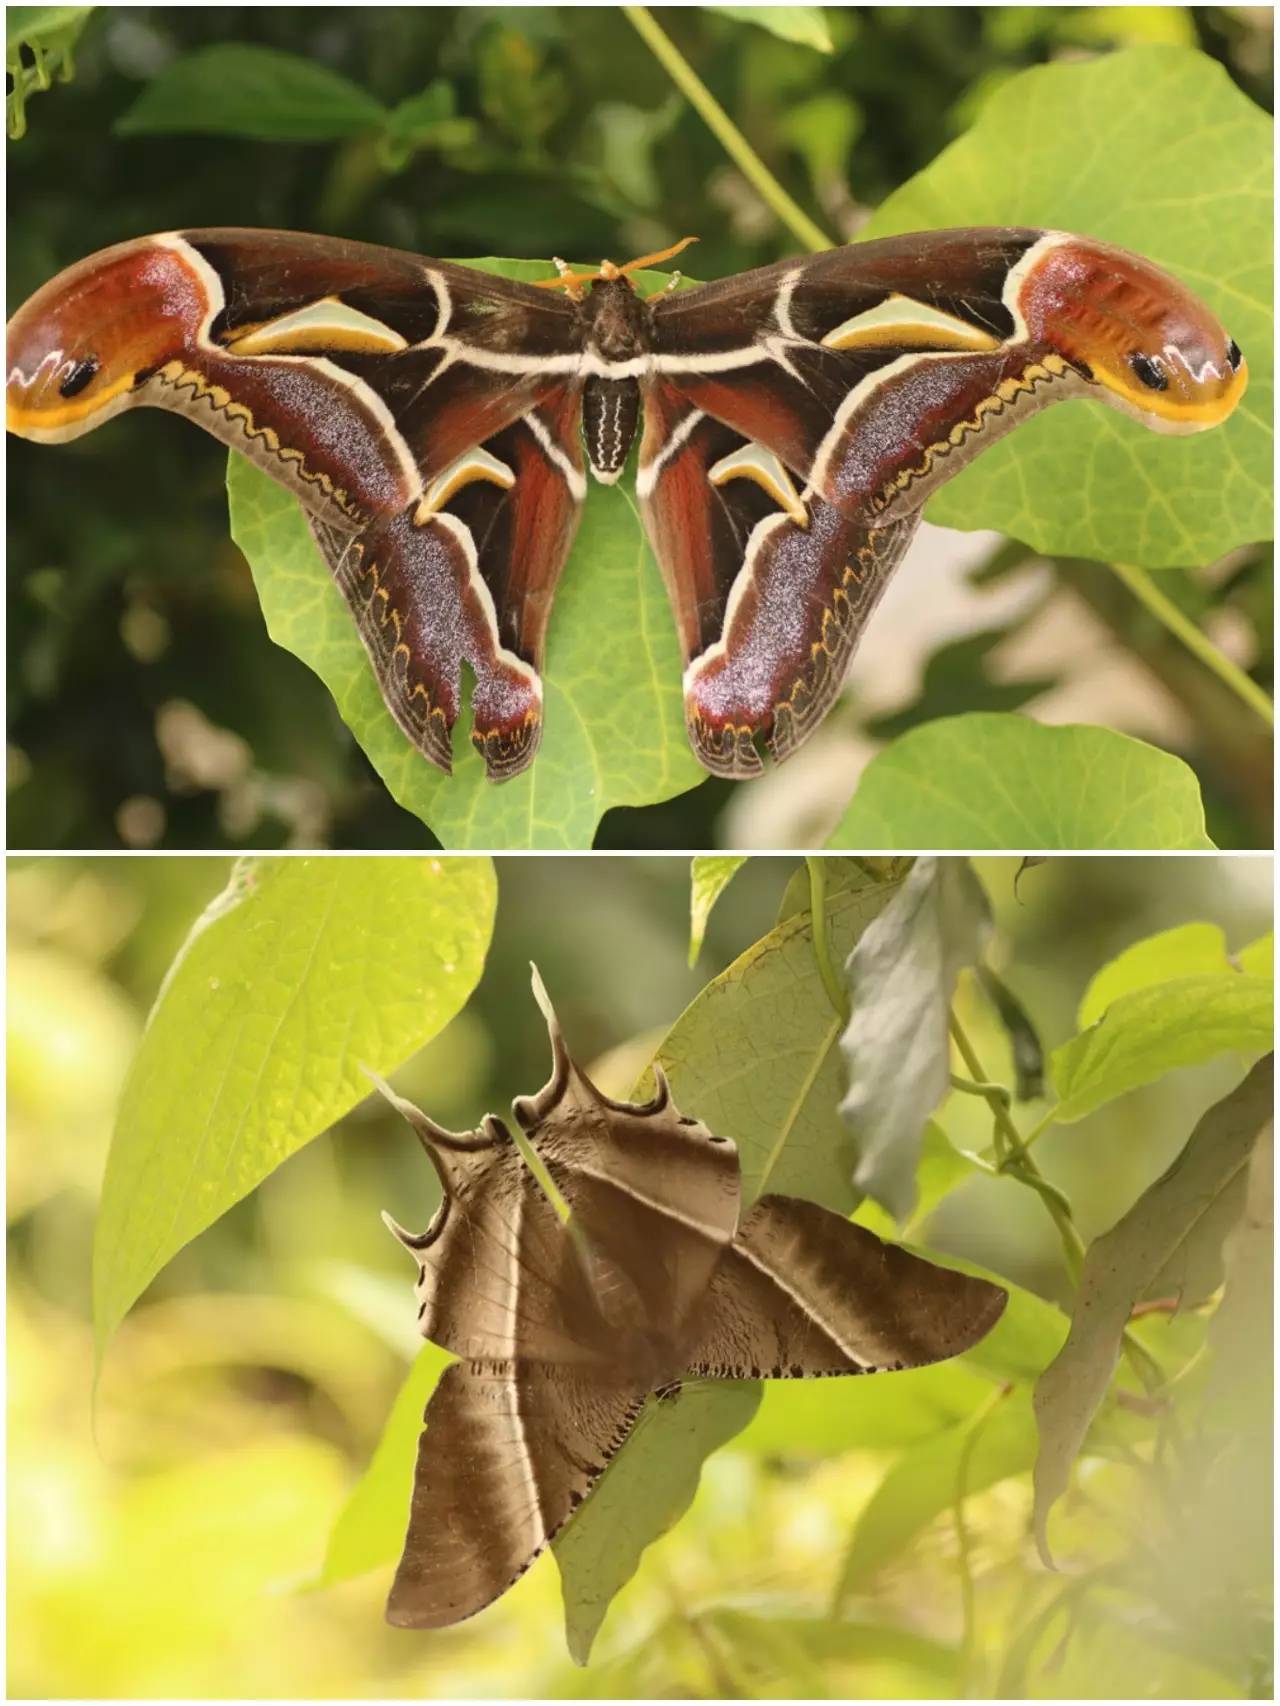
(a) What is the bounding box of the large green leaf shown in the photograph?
[1032,1056,1272,1563]
[93,856,496,1360]
[553,866,904,1657]
[1050,972,1273,1123]
[687,854,749,965]
[116,43,387,140]
[226,259,702,850]
[1077,921,1235,1028]
[862,45,1271,566]
[828,714,1214,851]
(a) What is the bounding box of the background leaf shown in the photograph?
[1050,972,1272,1122]
[688,855,748,965]
[709,5,834,52]
[92,855,496,1360]
[840,857,992,1219]
[828,714,1215,851]
[116,43,388,139]
[1031,1055,1272,1563]
[1077,921,1234,1027]
[861,45,1272,566]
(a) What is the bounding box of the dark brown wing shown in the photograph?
[637,390,917,778]
[682,1194,1007,1379]
[6,228,588,779]
[647,228,1087,528]
[388,1359,647,1628]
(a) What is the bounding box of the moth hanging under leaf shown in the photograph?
[364,967,1007,1630]
[8,227,1246,780]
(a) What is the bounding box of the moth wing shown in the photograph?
[387,1359,647,1628]
[8,228,588,780]
[682,1193,1006,1379]
[637,393,917,776]
[648,229,1080,526]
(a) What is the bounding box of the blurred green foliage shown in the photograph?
[7,852,1273,1696]
[6,7,1273,851]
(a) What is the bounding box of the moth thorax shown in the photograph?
[582,375,639,482]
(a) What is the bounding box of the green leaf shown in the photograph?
[1078,921,1234,1028]
[688,855,748,965]
[710,6,834,52]
[835,1387,1036,1601]
[839,857,992,1219]
[115,43,387,140]
[92,856,496,1360]
[317,1339,453,1587]
[1050,973,1273,1123]
[735,1351,994,1458]
[828,715,1214,851]
[554,867,901,1656]
[554,1382,761,1665]
[227,262,703,851]
[861,45,1271,566]
[6,5,91,139]
[1238,930,1273,977]
[1032,1055,1272,1563]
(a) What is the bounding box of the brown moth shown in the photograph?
[370,968,1007,1629]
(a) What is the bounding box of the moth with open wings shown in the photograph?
[7,228,1246,779]
[365,968,1007,1630]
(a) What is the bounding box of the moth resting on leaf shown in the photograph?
[8,227,1245,780]
[366,968,1007,1630]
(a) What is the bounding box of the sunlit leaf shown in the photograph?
[1238,930,1273,977]
[1032,1055,1272,1564]
[116,43,388,140]
[1077,921,1234,1028]
[555,1382,761,1665]
[317,1340,453,1587]
[688,855,748,965]
[835,1387,1035,1600]
[862,46,1272,566]
[840,857,992,1219]
[93,856,496,1361]
[829,715,1215,851]
[1050,972,1272,1123]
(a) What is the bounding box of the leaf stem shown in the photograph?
[622,6,833,253]
[806,857,850,1024]
[949,1011,1084,1283]
[1110,560,1274,730]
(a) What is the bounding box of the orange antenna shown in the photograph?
[532,237,699,299]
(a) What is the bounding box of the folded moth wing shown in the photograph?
[682,1193,1007,1380]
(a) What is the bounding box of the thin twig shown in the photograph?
[1110,560,1273,729]
[622,6,833,253]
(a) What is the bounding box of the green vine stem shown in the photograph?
[623,6,834,254]
[1110,560,1274,730]
[805,856,851,1024]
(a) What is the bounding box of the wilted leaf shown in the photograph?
[93,856,496,1361]
[317,1339,453,1587]
[829,715,1214,851]
[1032,1055,1272,1564]
[840,857,992,1219]
[977,965,1044,1101]
[226,258,703,851]
[555,1383,761,1665]
[1050,973,1272,1123]
[116,44,388,140]
[688,855,748,965]
[1078,922,1234,1028]
[862,46,1271,566]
